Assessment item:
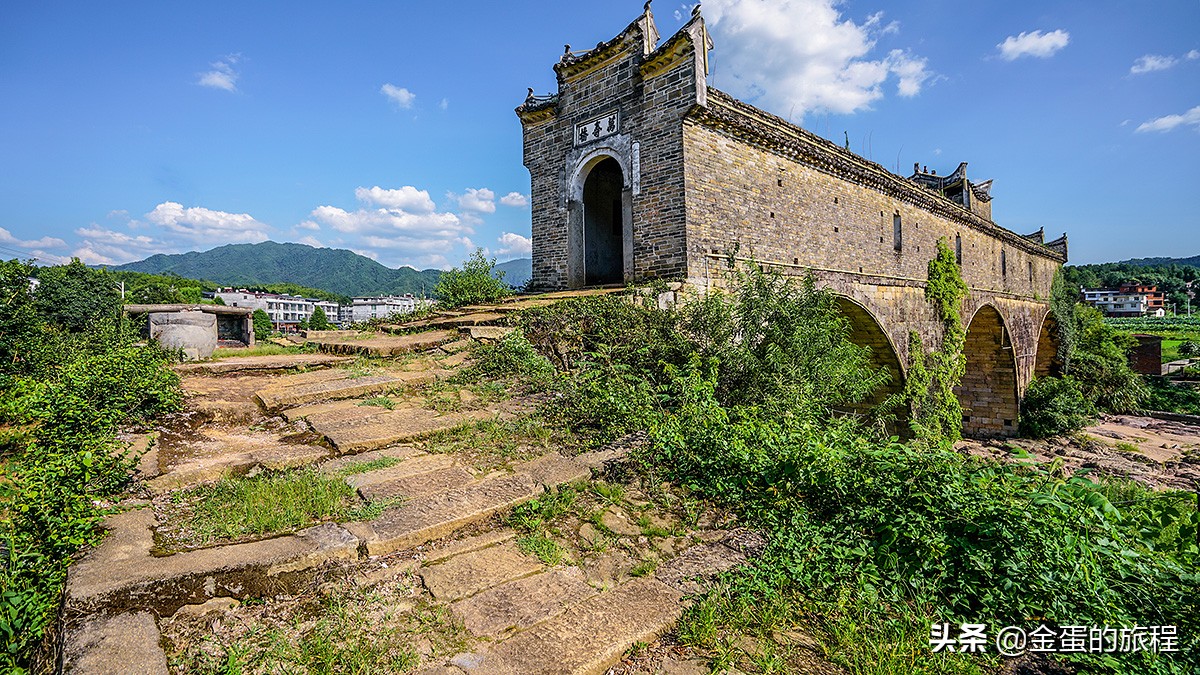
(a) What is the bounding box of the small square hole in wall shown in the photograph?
[770,212,775,218]
[834,197,839,204]
[1003,419,1014,428]
[793,257,799,265]
[859,266,863,273]
[777,178,783,187]
[963,415,971,424]
[880,237,884,243]
[834,226,839,233]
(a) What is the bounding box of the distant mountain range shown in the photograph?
[1114,255,1200,268]
[112,242,532,298]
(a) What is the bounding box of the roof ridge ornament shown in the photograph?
[638,0,661,55]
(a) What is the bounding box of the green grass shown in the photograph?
[421,414,569,471]
[161,468,398,547]
[629,559,658,577]
[358,396,396,410]
[516,533,570,566]
[337,456,402,476]
[211,343,303,359]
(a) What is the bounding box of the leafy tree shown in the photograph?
[32,259,121,333]
[252,309,272,342]
[0,259,43,377]
[309,305,331,331]
[1069,305,1146,412]
[434,249,512,308]
[178,286,202,303]
[213,295,226,306]
[298,317,309,331]
[1179,340,1200,357]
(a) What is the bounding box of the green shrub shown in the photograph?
[1178,340,1200,357]
[1142,376,1200,414]
[460,330,555,388]
[1070,305,1147,413]
[643,366,1198,674]
[1019,375,1094,438]
[433,249,512,308]
[252,308,272,342]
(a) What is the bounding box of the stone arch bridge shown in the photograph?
[517,4,1068,437]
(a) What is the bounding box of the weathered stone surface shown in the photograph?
[462,326,515,341]
[256,370,439,410]
[391,312,506,331]
[599,506,642,537]
[146,444,328,494]
[465,578,684,675]
[308,405,512,455]
[309,330,457,356]
[151,311,217,361]
[317,445,424,475]
[62,611,168,675]
[66,509,359,615]
[520,452,592,486]
[171,596,240,618]
[419,542,542,601]
[346,473,542,557]
[452,567,596,638]
[424,530,517,564]
[344,453,457,490]
[359,465,476,502]
[174,354,352,375]
[654,541,747,594]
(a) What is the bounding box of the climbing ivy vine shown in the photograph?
[904,237,968,444]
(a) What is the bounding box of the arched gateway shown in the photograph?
[516,4,1068,436]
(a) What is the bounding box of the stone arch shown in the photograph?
[833,296,906,420]
[566,151,633,288]
[956,303,1020,437]
[1033,311,1062,378]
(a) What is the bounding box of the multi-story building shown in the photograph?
[214,289,346,329]
[351,295,428,322]
[1081,284,1166,317]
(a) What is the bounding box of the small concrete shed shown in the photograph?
[124,304,254,360]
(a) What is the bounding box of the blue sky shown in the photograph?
[1,1,1197,269]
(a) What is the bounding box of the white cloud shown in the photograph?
[198,54,241,92]
[0,227,67,250]
[70,226,171,265]
[296,220,321,231]
[455,187,496,213]
[1135,105,1200,133]
[1130,54,1178,74]
[146,201,270,243]
[703,0,932,119]
[355,185,436,212]
[381,83,415,109]
[996,29,1070,61]
[1130,50,1200,75]
[496,232,532,256]
[297,235,325,248]
[440,98,450,110]
[499,192,529,207]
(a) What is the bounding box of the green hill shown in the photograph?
[112,241,534,298]
[113,242,444,298]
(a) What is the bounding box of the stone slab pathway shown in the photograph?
[173,353,352,375]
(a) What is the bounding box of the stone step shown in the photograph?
[343,451,603,557]
[65,509,358,616]
[308,329,458,357]
[384,312,506,332]
[357,465,476,502]
[256,370,442,410]
[344,473,541,557]
[147,444,329,494]
[451,567,597,639]
[461,326,515,342]
[173,354,353,376]
[62,611,169,675]
[418,541,543,601]
[454,577,685,675]
[343,452,456,489]
[317,445,425,475]
[305,404,516,455]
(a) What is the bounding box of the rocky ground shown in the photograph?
[959,414,1200,492]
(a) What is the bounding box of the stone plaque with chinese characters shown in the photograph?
[574,111,619,146]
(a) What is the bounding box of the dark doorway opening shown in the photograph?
[582,157,624,285]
